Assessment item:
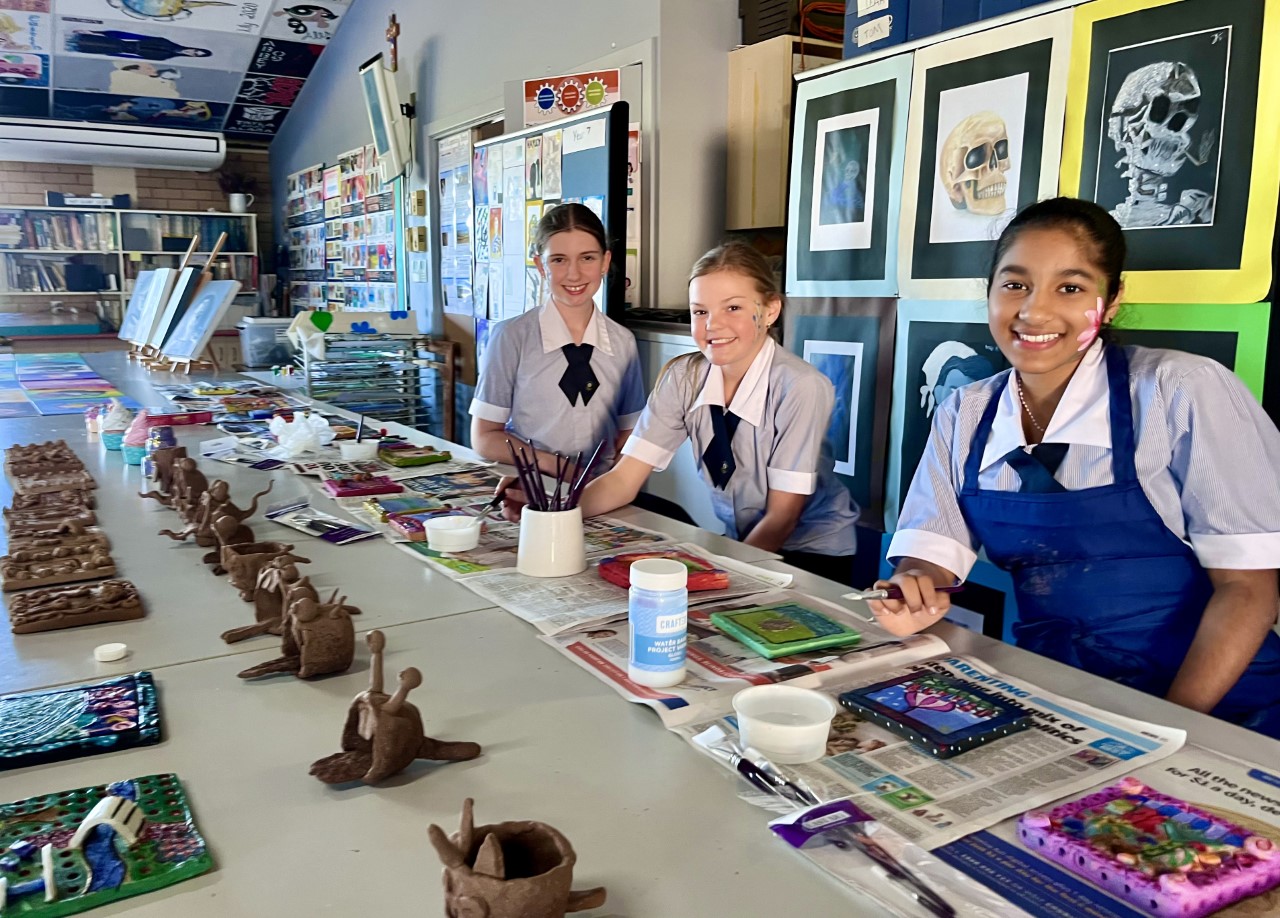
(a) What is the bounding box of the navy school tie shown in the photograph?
[559,343,599,406]
[702,405,741,489]
[1002,443,1070,493]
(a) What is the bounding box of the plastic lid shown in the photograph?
[629,558,688,591]
[94,642,128,662]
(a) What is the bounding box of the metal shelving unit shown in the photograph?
[296,332,461,438]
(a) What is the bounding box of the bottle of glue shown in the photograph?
[627,558,689,687]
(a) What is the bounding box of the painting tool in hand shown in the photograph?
[842,584,964,603]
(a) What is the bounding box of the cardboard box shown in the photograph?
[843,0,909,58]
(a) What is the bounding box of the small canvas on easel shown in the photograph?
[145,267,202,351]
[126,267,178,347]
[162,280,241,362]
[116,270,154,342]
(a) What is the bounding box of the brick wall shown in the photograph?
[0,152,273,247]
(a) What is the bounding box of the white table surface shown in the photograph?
[0,609,863,917]
[1,350,1277,917]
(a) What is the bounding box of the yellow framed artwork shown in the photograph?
[1060,0,1280,303]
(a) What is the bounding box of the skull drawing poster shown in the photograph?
[786,54,911,297]
[897,11,1072,298]
[1061,0,1280,303]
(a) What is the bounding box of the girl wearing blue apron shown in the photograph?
[875,198,1280,738]
[580,242,860,581]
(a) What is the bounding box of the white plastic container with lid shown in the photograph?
[627,558,689,688]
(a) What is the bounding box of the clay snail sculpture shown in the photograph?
[309,630,481,785]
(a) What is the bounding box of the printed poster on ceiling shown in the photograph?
[523,68,619,127]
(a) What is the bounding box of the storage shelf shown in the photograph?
[0,290,122,296]
[0,248,115,255]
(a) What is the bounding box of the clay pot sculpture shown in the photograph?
[237,590,359,679]
[206,509,255,572]
[310,630,481,785]
[222,541,309,602]
[428,799,606,918]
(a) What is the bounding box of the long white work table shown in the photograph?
[0,351,1276,918]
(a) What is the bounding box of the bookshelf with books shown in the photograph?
[0,206,258,329]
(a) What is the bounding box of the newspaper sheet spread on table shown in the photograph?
[460,543,790,636]
[543,586,1185,850]
[931,744,1280,917]
[678,652,1185,850]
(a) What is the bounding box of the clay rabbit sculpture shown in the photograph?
[309,630,481,785]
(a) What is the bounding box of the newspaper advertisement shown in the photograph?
[933,745,1280,917]
[679,654,1185,851]
[543,589,947,727]
[464,543,787,636]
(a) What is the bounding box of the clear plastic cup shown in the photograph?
[732,685,838,764]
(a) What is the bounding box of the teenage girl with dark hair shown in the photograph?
[875,196,1280,737]
[470,202,645,477]
[578,241,860,581]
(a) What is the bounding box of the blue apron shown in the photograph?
[958,346,1280,738]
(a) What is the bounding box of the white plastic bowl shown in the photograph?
[425,515,481,553]
[339,439,379,460]
[732,685,838,764]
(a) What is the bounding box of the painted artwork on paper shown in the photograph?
[543,128,563,200]
[58,0,271,33]
[58,18,256,70]
[802,341,862,477]
[53,89,227,127]
[787,303,895,527]
[898,11,1071,298]
[0,10,51,53]
[887,300,1010,528]
[810,112,876,251]
[262,0,346,43]
[1061,0,1278,302]
[162,279,240,360]
[786,54,911,297]
[525,135,542,200]
[0,50,48,86]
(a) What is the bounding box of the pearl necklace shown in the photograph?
[1015,373,1046,437]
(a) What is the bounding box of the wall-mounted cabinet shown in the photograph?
[727,35,843,230]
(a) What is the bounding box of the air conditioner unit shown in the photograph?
[0,119,226,172]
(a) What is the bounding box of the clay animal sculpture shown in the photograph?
[138,446,188,505]
[428,798,607,918]
[237,590,359,679]
[7,579,143,634]
[222,541,309,601]
[172,459,210,524]
[205,509,255,572]
[309,630,481,785]
[160,480,273,547]
[220,558,314,642]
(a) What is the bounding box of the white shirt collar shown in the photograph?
[979,340,1112,472]
[538,303,612,356]
[692,338,775,428]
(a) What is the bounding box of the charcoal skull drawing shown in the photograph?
[1107,61,1217,227]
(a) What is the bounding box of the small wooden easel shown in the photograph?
[130,236,200,364]
[144,232,227,375]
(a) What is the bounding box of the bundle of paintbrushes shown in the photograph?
[505,439,604,512]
